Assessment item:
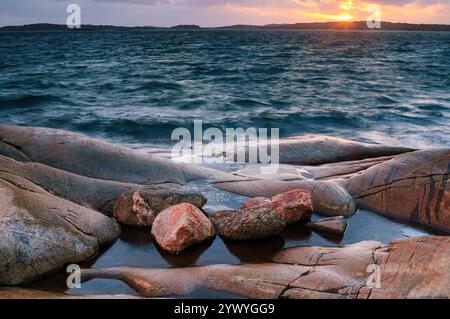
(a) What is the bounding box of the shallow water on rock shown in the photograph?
[26,180,444,298]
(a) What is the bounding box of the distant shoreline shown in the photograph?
[1,21,450,32]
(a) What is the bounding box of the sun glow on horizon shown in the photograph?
[213,0,449,25]
[338,14,353,21]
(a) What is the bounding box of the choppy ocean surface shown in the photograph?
[1,30,449,149]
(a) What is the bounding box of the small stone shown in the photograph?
[241,189,313,224]
[113,191,156,227]
[139,189,207,213]
[113,190,207,227]
[306,216,347,236]
[210,208,286,241]
[151,203,215,254]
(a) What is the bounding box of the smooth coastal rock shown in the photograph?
[210,209,286,240]
[341,149,450,232]
[113,190,207,227]
[306,216,347,236]
[79,236,450,299]
[0,124,234,185]
[230,135,413,165]
[0,172,121,285]
[241,189,313,223]
[151,203,215,253]
[0,154,180,215]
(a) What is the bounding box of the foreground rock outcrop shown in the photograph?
[0,124,448,293]
[79,236,450,299]
[151,203,215,253]
[210,209,286,240]
[0,172,121,285]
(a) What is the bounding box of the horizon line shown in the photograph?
[1,20,450,28]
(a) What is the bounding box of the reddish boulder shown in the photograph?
[151,203,215,254]
[241,189,313,223]
[271,190,313,223]
[240,197,271,211]
[210,209,286,240]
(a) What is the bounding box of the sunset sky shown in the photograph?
[0,0,449,26]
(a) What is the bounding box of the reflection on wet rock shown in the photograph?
[221,236,285,263]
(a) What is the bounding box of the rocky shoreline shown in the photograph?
[0,124,448,298]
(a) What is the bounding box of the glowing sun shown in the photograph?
[338,14,353,21]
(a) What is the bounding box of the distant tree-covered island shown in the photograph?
[1,21,449,32]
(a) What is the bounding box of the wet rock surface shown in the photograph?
[306,216,347,236]
[210,209,286,240]
[241,189,313,223]
[151,203,215,254]
[79,236,450,299]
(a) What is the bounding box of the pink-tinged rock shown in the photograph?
[114,191,156,227]
[270,190,313,223]
[240,197,271,211]
[151,203,215,254]
[241,189,313,224]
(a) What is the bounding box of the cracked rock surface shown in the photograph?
[342,149,450,232]
[79,236,450,299]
